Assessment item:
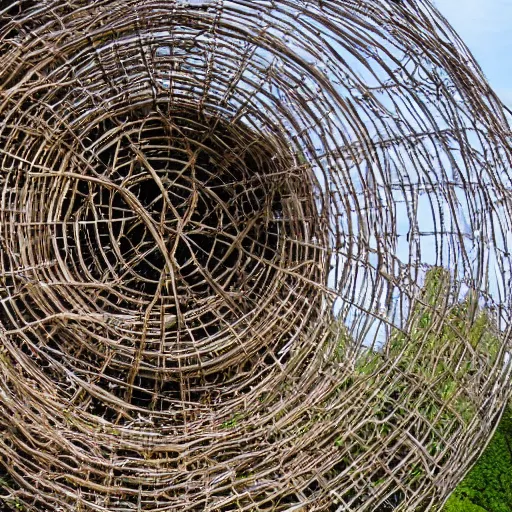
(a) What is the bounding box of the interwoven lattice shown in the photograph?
[0,0,511,510]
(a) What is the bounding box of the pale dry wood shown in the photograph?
[0,1,510,511]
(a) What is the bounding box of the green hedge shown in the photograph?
[444,405,512,512]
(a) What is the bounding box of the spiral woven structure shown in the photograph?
[0,0,510,510]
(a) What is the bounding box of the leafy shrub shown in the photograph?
[337,267,506,511]
[443,405,512,512]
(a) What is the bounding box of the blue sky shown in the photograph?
[436,0,512,107]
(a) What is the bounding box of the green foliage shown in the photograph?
[444,496,489,512]
[333,267,507,511]
[221,412,244,429]
[0,497,24,511]
[385,268,500,425]
[388,267,499,368]
[443,405,512,512]
[334,267,502,439]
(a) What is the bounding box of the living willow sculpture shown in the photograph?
[0,0,510,510]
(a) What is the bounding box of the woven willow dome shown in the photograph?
[0,0,511,510]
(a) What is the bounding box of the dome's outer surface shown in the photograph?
[0,0,510,511]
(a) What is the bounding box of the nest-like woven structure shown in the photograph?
[0,0,511,511]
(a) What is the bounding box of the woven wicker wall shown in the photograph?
[0,1,510,511]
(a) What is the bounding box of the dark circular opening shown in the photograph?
[57,112,283,305]
[2,107,326,419]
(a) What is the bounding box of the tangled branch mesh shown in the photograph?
[0,0,511,510]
